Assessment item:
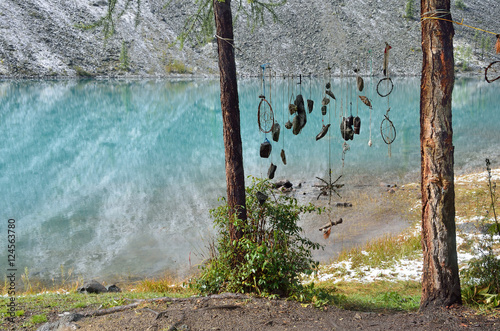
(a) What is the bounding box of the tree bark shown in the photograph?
[420,0,461,310]
[213,0,246,240]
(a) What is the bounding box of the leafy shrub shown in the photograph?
[461,250,500,307]
[455,0,466,10]
[195,177,323,297]
[404,0,415,19]
[165,60,191,74]
[119,41,129,71]
[74,66,93,78]
[460,158,500,308]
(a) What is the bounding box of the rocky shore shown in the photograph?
[1,0,499,79]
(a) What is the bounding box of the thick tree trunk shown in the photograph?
[213,0,246,240]
[420,0,461,310]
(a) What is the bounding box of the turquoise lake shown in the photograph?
[0,77,499,281]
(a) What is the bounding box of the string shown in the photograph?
[214,34,244,53]
[420,11,498,35]
[282,73,286,153]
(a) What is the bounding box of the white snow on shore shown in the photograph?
[309,169,500,285]
[455,168,500,184]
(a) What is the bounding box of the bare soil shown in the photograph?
[5,293,499,331]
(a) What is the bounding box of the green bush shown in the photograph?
[455,0,466,10]
[460,158,500,308]
[461,250,500,307]
[119,41,129,71]
[195,177,323,297]
[404,0,415,19]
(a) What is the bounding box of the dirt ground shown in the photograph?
[7,293,499,331]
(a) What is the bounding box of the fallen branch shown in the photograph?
[318,218,343,231]
[319,218,343,239]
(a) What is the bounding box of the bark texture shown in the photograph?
[420,0,461,310]
[213,0,246,240]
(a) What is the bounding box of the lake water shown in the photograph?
[0,77,499,282]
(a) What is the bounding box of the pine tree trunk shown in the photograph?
[420,0,462,310]
[213,0,246,241]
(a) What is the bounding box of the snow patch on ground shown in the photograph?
[455,169,500,184]
[308,170,500,284]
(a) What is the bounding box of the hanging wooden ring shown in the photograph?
[380,115,396,145]
[376,77,394,97]
[380,115,396,144]
[258,98,274,133]
[485,61,500,83]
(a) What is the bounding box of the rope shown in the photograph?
[214,34,244,53]
[420,11,498,35]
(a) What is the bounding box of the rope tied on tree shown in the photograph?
[420,11,498,36]
[214,34,244,53]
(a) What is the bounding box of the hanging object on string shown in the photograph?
[368,106,373,147]
[272,122,280,142]
[380,108,396,157]
[357,76,364,92]
[307,99,314,113]
[383,42,391,76]
[353,116,361,135]
[314,171,344,200]
[377,77,393,97]
[268,163,277,179]
[256,191,268,205]
[307,73,314,113]
[496,34,500,53]
[285,120,292,129]
[260,138,272,158]
[321,105,327,116]
[322,97,330,106]
[257,63,274,133]
[319,218,343,239]
[292,94,307,135]
[326,90,336,100]
[359,95,372,109]
[347,114,354,126]
[340,117,354,141]
[258,98,274,133]
[280,149,287,165]
[316,123,331,141]
[485,61,500,83]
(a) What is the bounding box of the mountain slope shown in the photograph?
[0,0,498,78]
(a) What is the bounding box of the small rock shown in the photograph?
[37,313,82,331]
[274,180,293,189]
[78,280,107,294]
[106,284,121,293]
